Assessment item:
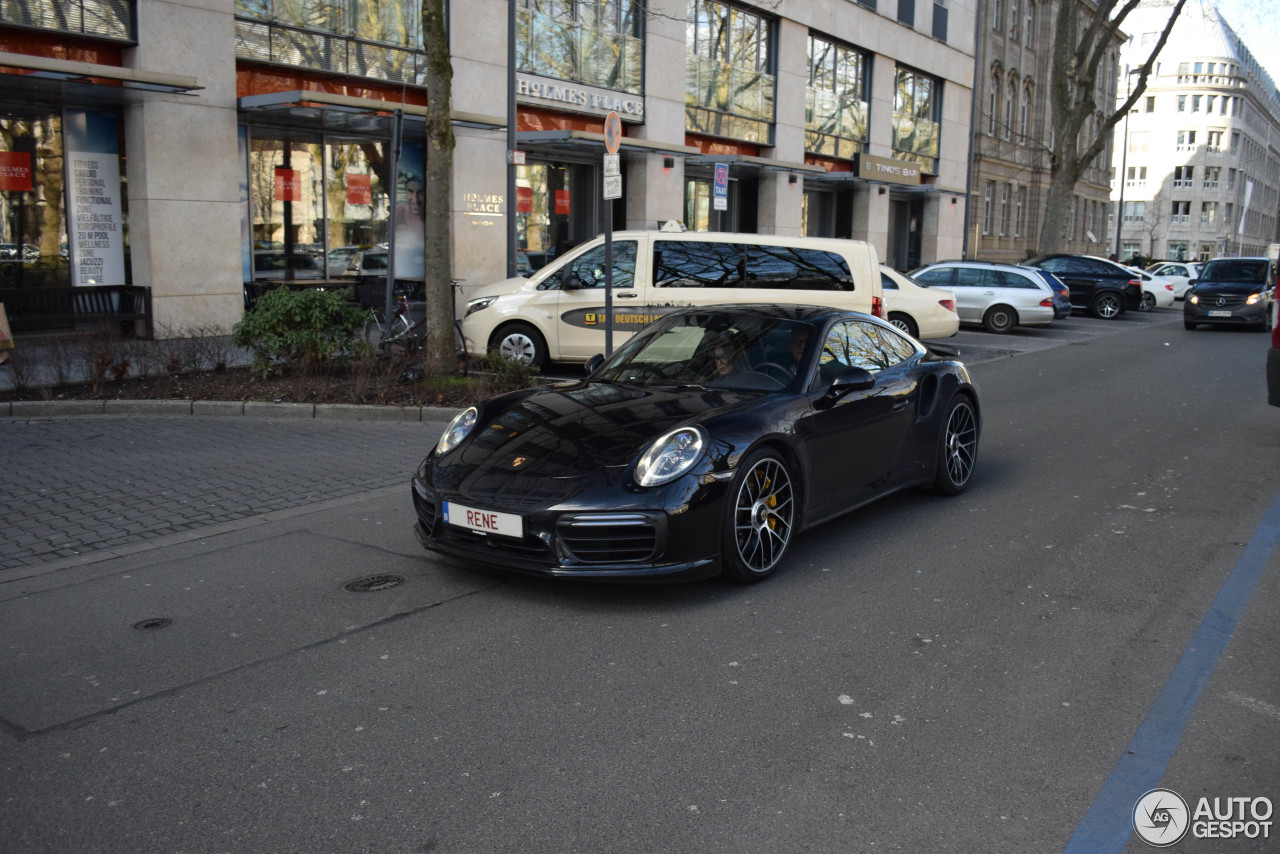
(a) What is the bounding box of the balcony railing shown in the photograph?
[1,0,134,41]
[235,17,425,85]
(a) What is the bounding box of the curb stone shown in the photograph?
[1,399,466,421]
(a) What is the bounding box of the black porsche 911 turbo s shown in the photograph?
[412,305,980,583]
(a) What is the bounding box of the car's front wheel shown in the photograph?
[721,450,796,583]
[1091,291,1124,319]
[932,395,979,495]
[490,322,547,369]
[982,305,1017,334]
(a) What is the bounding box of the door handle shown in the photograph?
[616,292,638,299]
[892,399,909,412]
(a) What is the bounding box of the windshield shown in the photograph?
[593,312,817,392]
[1200,259,1269,284]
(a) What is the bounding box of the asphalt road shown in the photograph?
[1,306,1277,853]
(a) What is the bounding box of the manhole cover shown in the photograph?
[133,618,172,631]
[343,574,405,593]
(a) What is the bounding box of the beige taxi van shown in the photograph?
[461,230,884,367]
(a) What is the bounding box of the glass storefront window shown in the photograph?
[685,178,712,232]
[685,0,775,144]
[517,162,576,270]
[891,67,940,174]
[805,35,868,160]
[234,0,421,48]
[517,0,644,94]
[2,0,134,41]
[1,113,78,288]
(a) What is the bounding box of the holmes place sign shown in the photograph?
[857,153,923,186]
[516,73,645,122]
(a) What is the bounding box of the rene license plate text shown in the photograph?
[1208,310,1232,317]
[443,501,523,537]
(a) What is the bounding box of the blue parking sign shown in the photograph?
[713,162,728,211]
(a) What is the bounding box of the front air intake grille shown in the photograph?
[557,514,658,564]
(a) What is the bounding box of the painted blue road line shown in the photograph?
[1063,491,1280,853]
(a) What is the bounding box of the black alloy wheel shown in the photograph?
[721,450,796,583]
[932,396,979,495]
[1091,291,1124,319]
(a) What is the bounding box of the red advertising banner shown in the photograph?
[347,173,371,206]
[554,189,570,215]
[516,186,533,214]
[274,167,301,202]
[0,151,33,192]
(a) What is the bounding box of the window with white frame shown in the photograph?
[1015,186,1026,236]
[1024,1,1035,45]
[1203,166,1220,189]
[1201,201,1217,225]
[1172,165,1193,187]
[1000,183,1011,234]
[1170,201,1190,223]
[983,181,994,234]
[1020,84,1031,141]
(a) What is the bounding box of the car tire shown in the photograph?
[1139,292,1156,312]
[1091,291,1124,319]
[888,312,919,339]
[491,322,547,369]
[982,305,1017,334]
[932,394,979,496]
[721,449,796,584]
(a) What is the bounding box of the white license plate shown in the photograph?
[443,501,523,538]
[1208,310,1232,317]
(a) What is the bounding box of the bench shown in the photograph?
[0,285,153,338]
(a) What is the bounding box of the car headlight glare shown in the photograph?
[635,427,705,487]
[1247,292,1263,305]
[436,407,478,456]
[1189,294,1199,304]
[466,296,497,316]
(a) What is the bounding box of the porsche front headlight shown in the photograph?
[635,427,705,487]
[436,407,478,456]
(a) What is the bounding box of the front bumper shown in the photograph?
[1184,299,1269,326]
[411,476,722,582]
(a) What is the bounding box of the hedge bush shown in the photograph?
[232,287,370,378]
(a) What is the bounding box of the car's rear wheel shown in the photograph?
[1139,292,1156,311]
[1092,291,1124,319]
[932,395,979,495]
[721,450,796,583]
[888,312,919,339]
[982,305,1016,334]
[491,322,547,369]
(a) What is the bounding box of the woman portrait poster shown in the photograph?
[394,141,425,279]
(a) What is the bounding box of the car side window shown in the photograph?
[1036,257,1069,274]
[564,241,637,289]
[997,271,1038,289]
[819,320,915,378]
[743,245,853,291]
[653,241,741,288]
[880,272,899,290]
[1079,258,1117,276]
[955,268,989,287]
[913,268,954,286]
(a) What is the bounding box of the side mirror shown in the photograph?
[1187,279,1197,287]
[561,270,582,290]
[585,354,605,375]
[831,366,876,392]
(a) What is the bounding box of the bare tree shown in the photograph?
[1037,0,1189,254]
[421,0,456,374]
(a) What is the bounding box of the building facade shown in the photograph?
[970,0,1122,262]
[0,0,976,338]
[1111,0,1280,262]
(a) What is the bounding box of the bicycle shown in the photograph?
[363,294,426,354]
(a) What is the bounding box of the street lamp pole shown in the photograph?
[1113,70,1139,260]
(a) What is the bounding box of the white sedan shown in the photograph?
[1146,261,1202,299]
[880,266,959,340]
[1127,267,1176,310]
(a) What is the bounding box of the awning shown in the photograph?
[517,129,701,158]
[238,90,505,134]
[685,153,826,175]
[0,52,201,93]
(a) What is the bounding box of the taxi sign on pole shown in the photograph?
[603,111,622,154]
[713,162,729,211]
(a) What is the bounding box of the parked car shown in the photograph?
[880,266,958,340]
[1145,260,1202,300]
[463,231,884,368]
[413,305,980,583]
[326,245,362,276]
[1127,267,1176,310]
[1025,254,1144,318]
[1184,256,1277,331]
[907,261,1057,333]
[251,250,324,280]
